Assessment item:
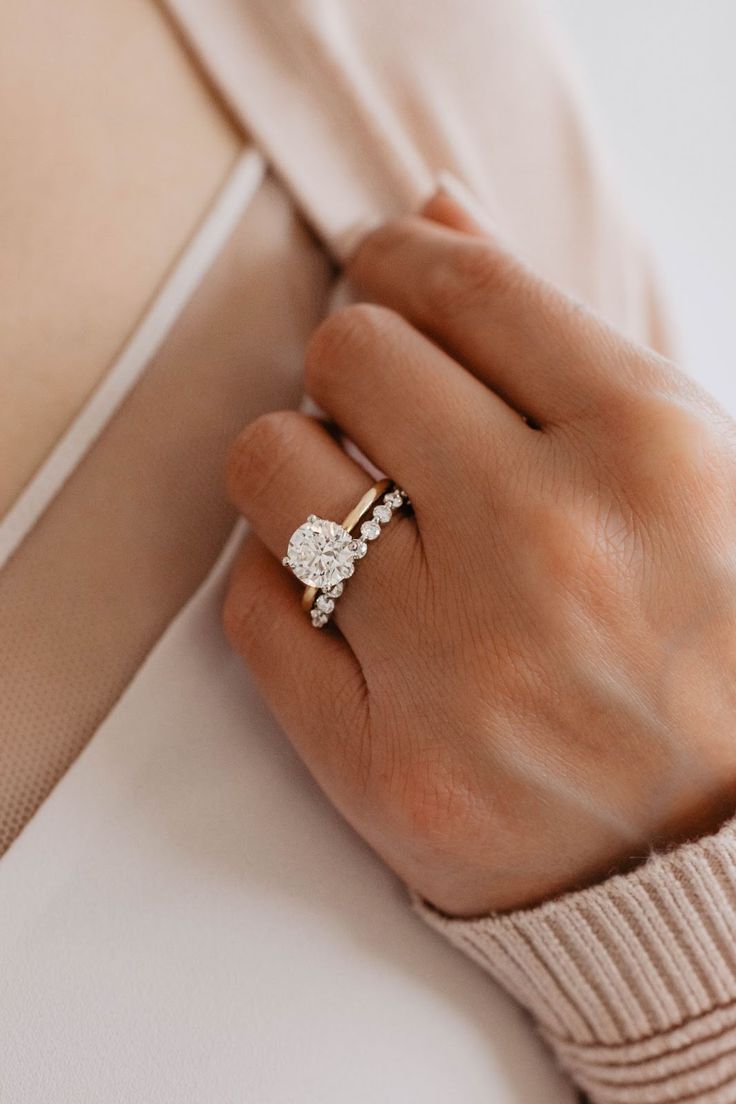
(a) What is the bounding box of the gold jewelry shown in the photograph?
[282,480,407,627]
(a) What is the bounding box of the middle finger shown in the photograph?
[303,302,529,517]
[348,215,628,428]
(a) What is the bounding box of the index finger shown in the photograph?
[347,200,636,428]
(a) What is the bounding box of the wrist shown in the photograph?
[415,815,736,1103]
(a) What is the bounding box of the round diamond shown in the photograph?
[316,594,335,615]
[373,504,392,524]
[311,608,328,628]
[324,582,344,599]
[384,490,403,510]
[361,519,381,541]
[286,517,356,589]
[350,539,368,559]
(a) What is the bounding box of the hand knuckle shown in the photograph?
[534,504,586,583]
[226,409,303,507]
[524,499,622,614]
[426,240,511,316]
[396,748,482,851]
[617,391,733,509]
[348,216,416,276]
[304,303,394,395]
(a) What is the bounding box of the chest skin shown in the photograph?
[0,0,241,515]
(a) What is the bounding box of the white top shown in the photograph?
[1,1,662,1098]
[0,524,571,1101]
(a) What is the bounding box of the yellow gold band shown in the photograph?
[300,478,392,612]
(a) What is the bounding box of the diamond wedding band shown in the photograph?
[283,480,407,627]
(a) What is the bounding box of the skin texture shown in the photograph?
[224,189,736,918]
[0,0,240,515]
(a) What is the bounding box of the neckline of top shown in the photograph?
[0,146,266,574]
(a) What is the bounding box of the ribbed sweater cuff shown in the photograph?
[414,818,736,1103]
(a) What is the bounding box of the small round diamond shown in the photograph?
[373,504,392,524]
[311,608,328,628]
[361,519,381,541]
[350,540,368,559]
[324,582,343,598]
[316,594,335,615]
[384,490,403,510]
[286,517,355,589]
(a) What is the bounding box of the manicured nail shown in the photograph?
[435,170,497,234]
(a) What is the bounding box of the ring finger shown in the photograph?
[226,409,422,643]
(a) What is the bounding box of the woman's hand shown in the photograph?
[223,190,736,918]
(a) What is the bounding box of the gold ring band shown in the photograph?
[300,478,392,611]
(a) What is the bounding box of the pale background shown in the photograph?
[552,0,735,410]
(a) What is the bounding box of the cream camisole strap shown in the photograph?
[0,148,266,573]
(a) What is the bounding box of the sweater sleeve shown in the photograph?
[413,818,736,1104]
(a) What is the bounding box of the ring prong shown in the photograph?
[282,556,290,567]
[307,514,317,523]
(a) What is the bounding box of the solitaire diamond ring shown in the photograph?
[283,480,407,627]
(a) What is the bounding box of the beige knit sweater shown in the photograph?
[416,818,736,1103]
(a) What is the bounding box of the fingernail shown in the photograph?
[333,216,380,263]
[299,393,325,418]
[435,170,498,234]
